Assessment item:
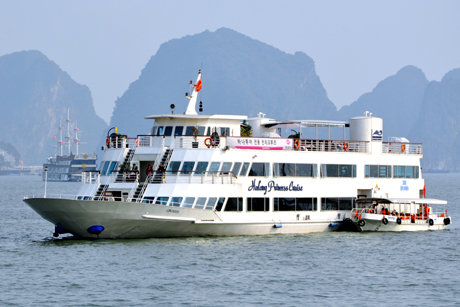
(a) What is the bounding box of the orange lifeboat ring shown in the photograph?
[343,142,349,151]
[106,138,110,147]
[204,137,213,147]
[294,139,300,149]
[401,144,406,152]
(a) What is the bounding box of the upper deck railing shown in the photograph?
[382,142,422,155]
[107,135,374,153]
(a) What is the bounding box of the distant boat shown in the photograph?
[42,110,97,182]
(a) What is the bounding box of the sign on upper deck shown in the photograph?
[227,137,293,150]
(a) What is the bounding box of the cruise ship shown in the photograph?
[42,110,97,182]
[24,70,450,238]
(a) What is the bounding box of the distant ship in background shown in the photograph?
[42,110,97,182]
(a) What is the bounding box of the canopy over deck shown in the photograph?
[356,198,447,205]
[264,120,349,129]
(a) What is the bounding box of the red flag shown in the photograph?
[196,79,202,92]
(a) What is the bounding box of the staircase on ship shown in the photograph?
[131,148,173,202]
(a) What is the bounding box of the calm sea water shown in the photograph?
[1,174,459,306]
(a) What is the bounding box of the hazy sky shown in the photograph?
[1,1,459,123]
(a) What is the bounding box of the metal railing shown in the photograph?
[299,139,369,153]
[382,142,423,155]
[174,136,227,149]
[82,171,100,184]
[162,171,237,184]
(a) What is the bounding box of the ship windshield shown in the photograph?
[107,162,117,175]
[101,161,110,175]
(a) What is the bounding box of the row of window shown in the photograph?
[100,161,118,176]
[167,161,420,179]
[146,196,354,212]
[152,126,231,137]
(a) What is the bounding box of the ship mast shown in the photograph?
[184,70,202,115]
[58,119,65,156]
[65,109,73,156]
[74,122,81,155]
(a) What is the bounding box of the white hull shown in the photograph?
[24,198,343,239]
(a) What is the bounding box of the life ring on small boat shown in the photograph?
[382,218,388,225]
[396,217,402,225]
[356,212,362,220]
[204,137,213,147]
[294,139,300,149]
[343,142,349,151]
[106,138,110,147]
[401,144,406,152]
[429,219,434,226]
[358,219,365,227]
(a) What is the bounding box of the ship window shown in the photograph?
[185,126,194,135]
[174,126,183,136]
[194,162,209,175]
[338,198,354,210]
[220,127,230,136]
[185,126,205,136]
[247,198,269,212]
[101,161,110,175]
[206,127,211,136]
[183,197,195,208]
[156,126,164,136]
[225,197,243,211]
[195,197,207,209]
[321,197,355,211]
[155,197,169,206]
[214,197,225,211]
[321,164,356,178]
[164,126,173,136]
[152,126,157,135]
[197,126,206,135]
[221,162,233,174]
[171,197,183,207]
[274,163,295,177]
[393,166,419,178]
[209,162,221,175]
[296,164,316,177]
[142,197,155,204]
[274,198,296,211]
[180,161,195,175]
[321,198,338,210]
[167,161,181,175]
[296,198,317,211]
[232,162,242,176]
[240,162,250,176]
[365,165,392,178]
[107,161,117,175]
[249,163,269,176]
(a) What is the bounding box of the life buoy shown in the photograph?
[429,219,434,226]
[382,218,388,225]
[401,144,406,152]
[397,217,402,225]
[343,142,349,151]
[204,137,213,147]
[358,220,366,227]
[135,139,139,147]
[294,139,300,149]
[106,138,110,147]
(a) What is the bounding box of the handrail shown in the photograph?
[382,142,423,155]
[135,174,153,203]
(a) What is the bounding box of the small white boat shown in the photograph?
[351,198,451,231]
